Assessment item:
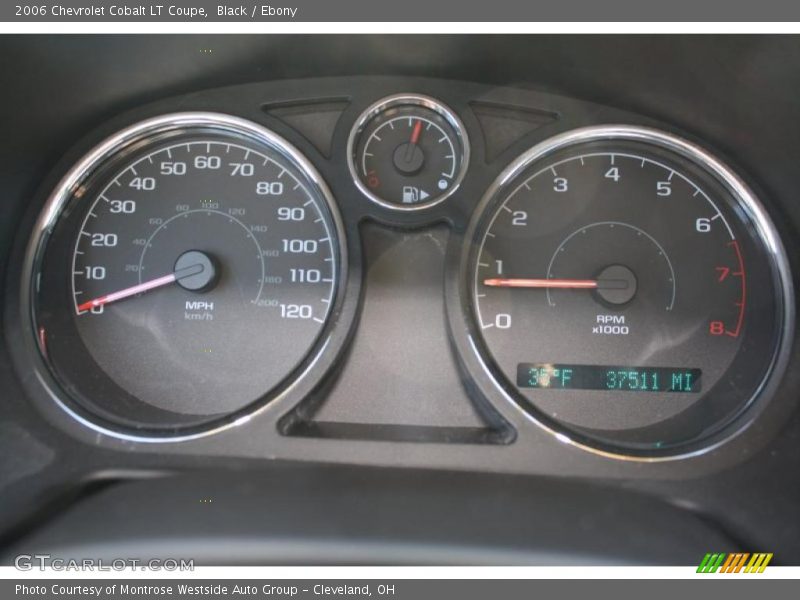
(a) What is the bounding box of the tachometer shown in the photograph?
[465,125,792,458]
[32,113,345,438]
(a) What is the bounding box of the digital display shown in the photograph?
[516,363,702,393]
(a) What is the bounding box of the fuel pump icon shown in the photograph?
[402,186,429,204]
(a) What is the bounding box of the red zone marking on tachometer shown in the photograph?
[38,326,47,358]
[726,239,746,338]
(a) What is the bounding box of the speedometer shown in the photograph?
[465,125,793,458]
[32,113,345,438]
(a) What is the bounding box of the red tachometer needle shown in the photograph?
[410,119,423,145]
[76,262,204,313]
[484,278,600,289]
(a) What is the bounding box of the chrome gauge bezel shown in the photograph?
[460,124,795,461]
[22,112,349,443]
[346,93,470,212]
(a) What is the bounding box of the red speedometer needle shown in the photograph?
[410,119,423,144]
[483,278,600,289]
[76,262,205,313]
[77,273,178,312]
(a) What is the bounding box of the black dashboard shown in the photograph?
[1,35,799,565]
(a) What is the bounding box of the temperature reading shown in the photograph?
[516,364,702,393]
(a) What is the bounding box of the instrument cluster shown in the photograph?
[6,77,796,474]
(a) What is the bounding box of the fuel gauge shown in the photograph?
[348,94,469,211]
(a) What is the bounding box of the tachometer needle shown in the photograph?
[484,277,632,290]
[76,263,204,312]
[484,278,600,289]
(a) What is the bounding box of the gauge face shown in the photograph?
[34,114,344,436]
[467,126,789,456]
[348,95,469,210]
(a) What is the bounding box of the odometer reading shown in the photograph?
[467,126,787,455]
[516,364,702,393]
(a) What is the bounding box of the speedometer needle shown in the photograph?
[76,263,204,312]
[484,278,601,289]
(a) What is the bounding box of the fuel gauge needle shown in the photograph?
[410,119,423,144]
[402,119,425,164]
[76,263,204,312]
